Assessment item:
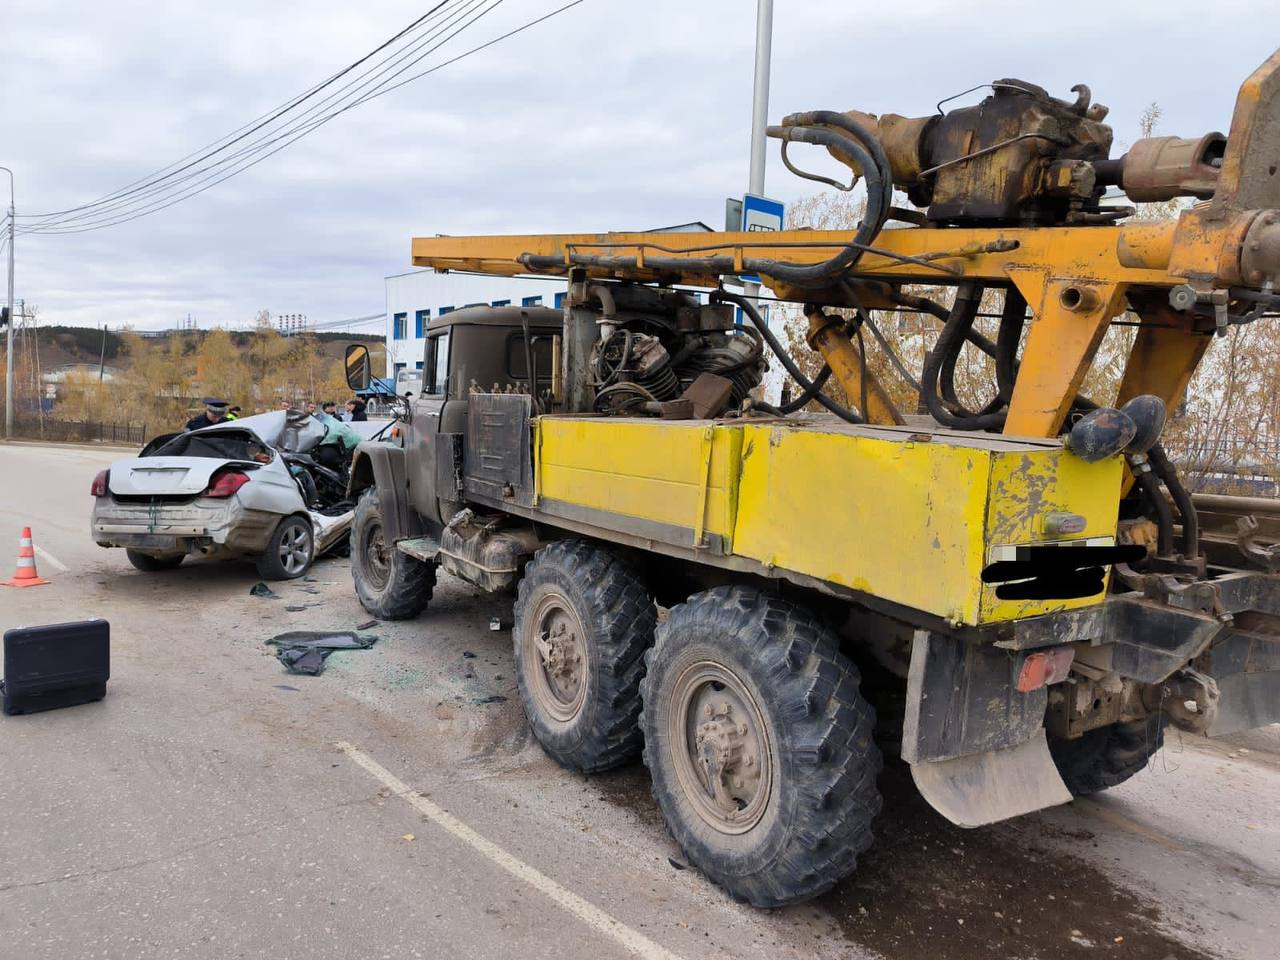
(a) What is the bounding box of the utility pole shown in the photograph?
[2,166,14,439]
[99,324,108,381]
[747,0,773,203]
[744,0,773,313]
[745,0,773,399]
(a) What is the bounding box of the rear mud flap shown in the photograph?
[909,730,1073,828]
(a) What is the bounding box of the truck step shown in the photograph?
[396,535,441,563]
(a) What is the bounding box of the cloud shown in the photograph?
[2,0,1275,330]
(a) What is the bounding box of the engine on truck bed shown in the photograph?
[584,284,765,416]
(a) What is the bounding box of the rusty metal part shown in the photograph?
[832,110,935,184]
[1240,210,1280,286]
[1113,133,1226,202]
[804,308,903,425]
[1235,515,1280,572]
[1209,48,1280,218]
[668,659,772,835]
[842,78,1113,224]
[680,372,734,420]
[1150,667,1220,733]
[525,590,588,723]
[641,398,696,420]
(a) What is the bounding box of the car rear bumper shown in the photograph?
[91,498,278,555]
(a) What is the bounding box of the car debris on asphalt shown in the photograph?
[266,630,378,676]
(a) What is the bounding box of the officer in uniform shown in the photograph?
[185,398,231,432]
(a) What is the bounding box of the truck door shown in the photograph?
[405,330,450,528]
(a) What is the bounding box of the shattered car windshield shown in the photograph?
[145,431,272,462]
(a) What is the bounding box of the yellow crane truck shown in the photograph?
[342,51,1280,906]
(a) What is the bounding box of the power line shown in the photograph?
[21,0,488,232]
[21,0,489,233]
[309,312,386,331]
[18,0,586,236]
[19,1,457,223]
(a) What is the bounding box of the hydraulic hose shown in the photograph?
[1148,443,1200,558]
[919,283,1009,430]
[888,290,1000,359]
[1136,468,1176,557]
[714,290,864,423]
[521,113,892,288]
[777,364,833,413]
[777,110,895,226]
[838,281,922,394]
[995,287,1027,402]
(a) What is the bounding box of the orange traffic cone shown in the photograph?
[2,527,51,587]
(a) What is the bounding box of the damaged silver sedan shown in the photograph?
[90,410,357,579]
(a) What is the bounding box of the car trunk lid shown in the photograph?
[108,457,236,497]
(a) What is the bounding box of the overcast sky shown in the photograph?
[2,0,1276,331]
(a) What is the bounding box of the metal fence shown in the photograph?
[1163,430,1280,496]
[10,417,147,447]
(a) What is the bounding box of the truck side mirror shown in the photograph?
[344,344,371,390]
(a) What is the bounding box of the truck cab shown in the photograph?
[346,304,561,552]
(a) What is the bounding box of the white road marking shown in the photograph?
[336,741,684,960]
[34,544,69,572]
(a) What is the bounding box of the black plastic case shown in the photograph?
[1,619,110,715]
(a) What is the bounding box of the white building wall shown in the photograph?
[384,271,568,377]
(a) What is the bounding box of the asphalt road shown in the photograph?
[1,439,1277,960]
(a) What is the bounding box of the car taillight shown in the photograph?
[91,470,110,497]
[205,470,250,498]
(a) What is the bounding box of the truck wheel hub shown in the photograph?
[671,662,771,834]
[527,593,588,722]
[363,521,390,588]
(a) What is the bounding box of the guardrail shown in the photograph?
[10,418,147,446]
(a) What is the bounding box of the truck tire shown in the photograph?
[640,586,882,908]
[1048,714,1165,797]
[256,515,315,580]
[126,550,184,572]
[351,489,435,619]
[513,539,657,773]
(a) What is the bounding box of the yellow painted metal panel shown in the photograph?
[537,418,741,544]
[535,416,1122,627]
[733,424,992,624]
[980,450,1125,622]
[408,224,1177,289]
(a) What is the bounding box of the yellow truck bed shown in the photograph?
[530,414,1123,626]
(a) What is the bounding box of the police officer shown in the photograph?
[185,398,231,432]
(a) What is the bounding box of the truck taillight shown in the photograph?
[91,470,110,497]
[205,470,250,498]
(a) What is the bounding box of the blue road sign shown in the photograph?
[740,193,785,284]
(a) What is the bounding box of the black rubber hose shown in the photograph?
[889,290,1001,359]
[920,284,1009,430]
[781,110,895,221]
[1148,444,1200,558]
[939,286,1023,417]
[838,282,923,394]
[938,322,968,411]
[1137,468,1176,556]
[522,122,891,288]
[996,287,1027,402]
[714,291,864,423]
[778,364,833,413]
